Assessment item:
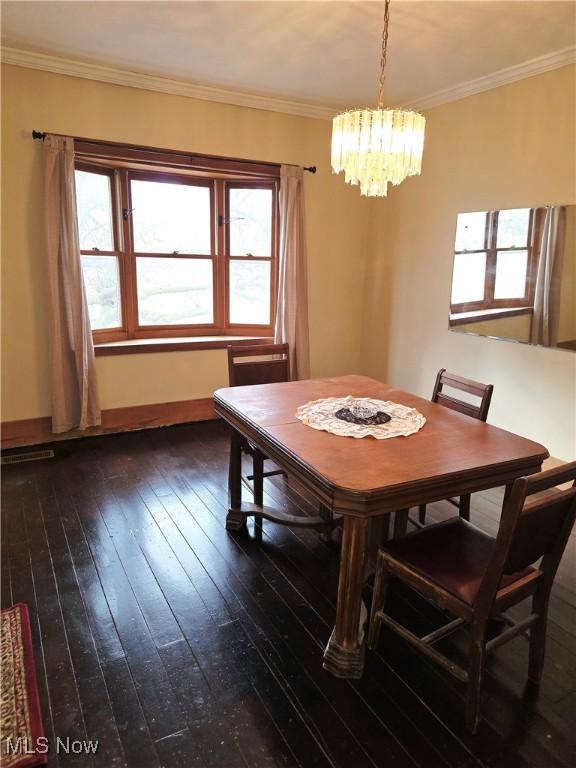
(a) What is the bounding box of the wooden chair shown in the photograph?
[227,343,336,532]
[416,369,494,526]
[227,344,290,523]
[368,462,576,732]
[227,343,291,389]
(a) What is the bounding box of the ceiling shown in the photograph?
[2,1,575,110]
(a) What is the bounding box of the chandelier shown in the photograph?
[331,0,426,197]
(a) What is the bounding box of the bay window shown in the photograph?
[74,150,278,344]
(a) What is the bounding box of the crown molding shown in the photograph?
[2,44,575,120]
[405,45,576,111]
[0,46,338,121]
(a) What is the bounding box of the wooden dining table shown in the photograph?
[213,375,549,679]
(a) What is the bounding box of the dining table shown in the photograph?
[213,374,549,679]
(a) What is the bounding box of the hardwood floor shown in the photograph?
[1,421,574,768]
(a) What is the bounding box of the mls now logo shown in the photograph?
[5,737,99,755]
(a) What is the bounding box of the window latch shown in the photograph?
[218,215,245,226]
[123,207,134,221]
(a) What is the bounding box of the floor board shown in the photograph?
[1,421,574,768]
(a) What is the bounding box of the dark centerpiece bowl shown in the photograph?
[334,401,391,426]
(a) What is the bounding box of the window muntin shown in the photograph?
[74,160,277,342]
[494,250,529,299]
[496,208,530,249]
[81,255,122,329]
[229,187,273,257]
[130,178,212,255]
[229,260,271,325]
[454,211,487,253]
[75,166,123,333]
[451,252,487,305]
[225,183,275,331]
[136,257,214,325]
[75,169,115,252]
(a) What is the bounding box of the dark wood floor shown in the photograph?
[1,421,574,768]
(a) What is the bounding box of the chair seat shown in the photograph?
[382,518,532,605]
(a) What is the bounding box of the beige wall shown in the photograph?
[1,64,371,420]
[362,65,576,461]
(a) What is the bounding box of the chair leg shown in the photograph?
[466,622,487,733]
[459,494,471,521]
[528,591,549,684]
[368,554,389,650]
[379,513,391,544]
[418,504,427,525]
[252,450,264,528]
[393,509,409,538]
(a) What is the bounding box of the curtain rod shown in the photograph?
[31,131,316,174]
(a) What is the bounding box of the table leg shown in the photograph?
[503,483,513,508]
[323,516,369,678]
[226,428,246,531]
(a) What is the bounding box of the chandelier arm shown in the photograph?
[377,0,391,109]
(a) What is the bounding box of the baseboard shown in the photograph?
[1,397,217,449]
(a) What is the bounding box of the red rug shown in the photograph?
[0,604,47,768]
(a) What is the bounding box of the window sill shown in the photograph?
[94,336,273,356]
[449,307,532,327]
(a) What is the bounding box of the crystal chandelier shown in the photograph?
[331,0,426,197]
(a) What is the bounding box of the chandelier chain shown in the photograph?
[377,0,391,109]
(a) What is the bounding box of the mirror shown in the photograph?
[448,206,575,351]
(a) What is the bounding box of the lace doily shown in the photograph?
[295,396,426,439]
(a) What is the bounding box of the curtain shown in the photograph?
[44,135,101,432]
[274,165,311,379]
[530,206,566,347]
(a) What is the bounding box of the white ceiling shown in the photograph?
[2,1,575,110]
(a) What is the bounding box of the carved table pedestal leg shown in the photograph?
[323,516,369,678]
[226,428,246,531]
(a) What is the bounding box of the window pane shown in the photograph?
[136,257,213,325]
[494,250,528,299]
[454,211,487,252]
[131,180,211,254]
[229,260,271,324]
[451,252,487,304]
[81,255,121,329]
[229,188,273,257]
[75,170,114,251]
[496,208,530,249]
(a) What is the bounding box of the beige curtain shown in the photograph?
[530,206,566,347]
[44,135,101,432]
[274,165,311,379]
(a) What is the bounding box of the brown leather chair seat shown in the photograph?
[382,518,532,605]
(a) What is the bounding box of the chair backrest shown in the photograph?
[227,343,290,387]
[476,462,576,610]
[431,368,493,422]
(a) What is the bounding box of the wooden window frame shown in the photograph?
[224,181,278,334]
[75,151,279,344]
[450,209,540,315]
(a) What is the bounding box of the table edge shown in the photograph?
[213,395,549,513]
